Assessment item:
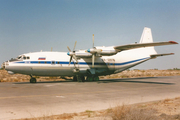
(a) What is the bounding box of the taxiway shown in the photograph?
[0,76,180,119]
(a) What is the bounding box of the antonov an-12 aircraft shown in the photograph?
[1,27,178,83]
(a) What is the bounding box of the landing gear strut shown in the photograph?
[73,76,77,81]
[73,75,85,82]
[30,75,37,83]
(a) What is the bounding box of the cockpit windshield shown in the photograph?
[17,55,30,60]
[17,56,22,59]
[9,55,30,62]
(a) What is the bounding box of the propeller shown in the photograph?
[86,34,102,68]
[67,41,78,65]
[92,34,94,48]
[92,34,95,68]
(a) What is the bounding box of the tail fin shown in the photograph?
[139,27,153,43]
[139,27,157,55]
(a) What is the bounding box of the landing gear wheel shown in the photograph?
[86,76,99,81]
[73,76,77,81]
[81,76,85,82]
[30,77,36,83]
[77,76,85,82]
[86,76,93,81]
[94,76,99,81]
[89,77,93,81]
[86,76,90,81]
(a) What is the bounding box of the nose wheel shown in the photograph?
[30,76,37,83]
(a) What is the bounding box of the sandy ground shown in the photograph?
[19,97,180,120]
[0,69,180,82]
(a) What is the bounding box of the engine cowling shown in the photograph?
[87,46,118,56]
[67,50,92,58]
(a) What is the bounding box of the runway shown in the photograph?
[1,76,180,120]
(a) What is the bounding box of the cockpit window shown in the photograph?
[17,56,22,59]
[17,55,30,60]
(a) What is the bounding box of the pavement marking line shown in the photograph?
[0,86,154,100]
[56,96,65,98]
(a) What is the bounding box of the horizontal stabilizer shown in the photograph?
[114,41,178,51]
[150,53,174,59]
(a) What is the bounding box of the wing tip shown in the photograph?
[169,41,178,44]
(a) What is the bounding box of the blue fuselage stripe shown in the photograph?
[13,57,150,66]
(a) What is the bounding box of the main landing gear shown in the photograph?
[73,76,85,82]
[73,75,99,82]
[30,75,37,83]
[86,76,99,81]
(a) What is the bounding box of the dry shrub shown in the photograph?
[107,104,157,120]
[162,98,172,104]
[57,113,76,119]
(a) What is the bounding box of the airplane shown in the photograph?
[1,27,178,83]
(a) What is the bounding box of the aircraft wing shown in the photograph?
[114,41,178,51]
[150,53,174,59]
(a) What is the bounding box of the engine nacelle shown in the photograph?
[75,52,92,57]
[67,50,92,58]
[87,46,118,56]
[87,48,102,54]
[67,47,118,58]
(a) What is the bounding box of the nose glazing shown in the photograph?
[1,62,5,69]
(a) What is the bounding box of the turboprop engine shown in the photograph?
[67,50,92,58]
[87,46,118,56]
[67,34,119,68]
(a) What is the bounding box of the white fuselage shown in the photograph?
[3,47,156,77]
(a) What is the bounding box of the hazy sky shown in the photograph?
[0,0,179,69]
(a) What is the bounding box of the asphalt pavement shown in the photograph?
[0,76,180,120]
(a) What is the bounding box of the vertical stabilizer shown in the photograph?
[139,27,153,43]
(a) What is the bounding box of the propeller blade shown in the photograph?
[69,56,72,66]
[92,34,94,48]
[92,54,95,68]
[73,41,77,51]
[67,41,78,66]
[67,46,71,52]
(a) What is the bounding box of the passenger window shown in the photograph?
[27,56,30,59]
[23,57,26,59]
[52,61,55,64]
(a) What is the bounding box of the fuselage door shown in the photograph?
[106,58,115,71]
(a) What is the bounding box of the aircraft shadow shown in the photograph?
[14,80,75,84]
[98,77,174,85]
[14,76,174,85]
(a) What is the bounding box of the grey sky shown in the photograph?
[0,0,179,69]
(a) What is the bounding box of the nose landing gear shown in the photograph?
[30,75,37,83]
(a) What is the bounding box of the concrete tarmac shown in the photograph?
[1,76,180,120]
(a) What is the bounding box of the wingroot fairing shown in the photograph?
[2,27,178,83]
